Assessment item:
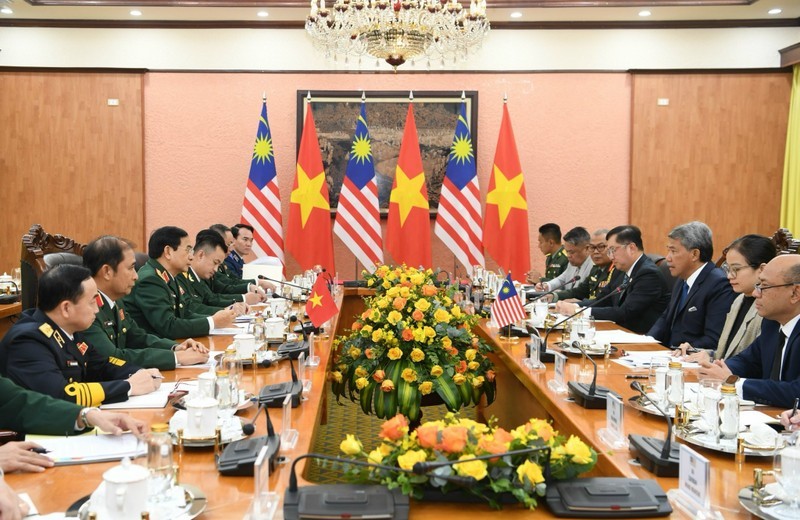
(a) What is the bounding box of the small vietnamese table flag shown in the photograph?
[305,275,339,328]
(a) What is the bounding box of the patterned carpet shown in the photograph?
[304,384,478,483]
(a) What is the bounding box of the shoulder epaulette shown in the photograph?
[38,322,54,338]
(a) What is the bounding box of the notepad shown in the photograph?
[33,433,146,466]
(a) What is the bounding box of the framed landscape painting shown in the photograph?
[297,90,478,215]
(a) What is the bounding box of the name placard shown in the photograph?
[607,392,624,439]
[554,352,567,388]
[679,444,710,509]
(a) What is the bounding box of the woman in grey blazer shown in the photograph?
[681,234,776,362]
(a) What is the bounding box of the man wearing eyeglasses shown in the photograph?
[647,221,735,351]
[550,229,625,304]
[698,254,800,408]
[555,225,669,333]
[534,226,594,293]
[123,226,237,340]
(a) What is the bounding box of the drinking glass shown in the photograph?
[11,268,21,292]
[647,356,671,408]
[773,444,800,515]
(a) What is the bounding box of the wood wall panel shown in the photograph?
[0,72,145,276]
[631,73,791,260]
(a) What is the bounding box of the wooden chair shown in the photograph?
[772,228,800,255]
[20,224,86,310]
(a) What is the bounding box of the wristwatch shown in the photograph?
[79,407,100,429]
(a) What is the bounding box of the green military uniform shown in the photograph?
[542,246,568,282]
[213,264,253,294]
[83,293,178,370]
[175,270,225,316]
[186,268,242,308]
[0,375,84,435]
[553,265,625,305]
[123,258,212,340]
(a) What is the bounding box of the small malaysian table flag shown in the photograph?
[492,274,526,328]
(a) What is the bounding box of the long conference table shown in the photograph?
[6,288,779,518]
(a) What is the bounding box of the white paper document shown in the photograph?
[209,325,247,335]
[613,350,700,369]
[593,330,661,344]
[99,381,197,409]
[34,433,146,466]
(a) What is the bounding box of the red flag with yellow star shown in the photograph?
[286,105,336,272]
[305,274,338,327]
[482,103,530,279]
[386,104,431,267]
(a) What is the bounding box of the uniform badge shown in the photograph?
[38,322,54,338]
[179,286,185,295]
[95,295,104,308]
[77,342,89,355]
[158,270,170,283]
[122,327,127,333]
[53,330,66,348]
[119,309,125,321]
[108,356,126,367]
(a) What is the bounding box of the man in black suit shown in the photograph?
[699,254,800,408]
[557,225,669,334]
[648,221,735,350]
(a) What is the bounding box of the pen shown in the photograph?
[791,397,799,418]
[152,375,164,379]
[30,447,50,454]
[625,375,648,380]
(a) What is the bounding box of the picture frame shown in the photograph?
[296,90,478,216]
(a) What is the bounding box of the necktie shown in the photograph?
[678,281,689,310]
[769,331,787,381]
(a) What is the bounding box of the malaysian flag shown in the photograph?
[333,100,383,272]
[434,100,484,276]
[492,274,526,328]
[240,98,284,263]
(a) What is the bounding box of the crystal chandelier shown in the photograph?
[305,0,490,70]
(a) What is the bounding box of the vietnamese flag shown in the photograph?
[482,103,530,280]
[286,104,336,273]
[305,275,339,327]
[386,104,432,268]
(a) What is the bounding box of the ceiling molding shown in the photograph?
[3,17,796,29]
[780,42,800,67]
[23,0,758,7]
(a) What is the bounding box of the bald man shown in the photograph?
[699,254,800,408]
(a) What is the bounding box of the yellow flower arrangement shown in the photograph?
[331,265,496,420]
[340,413,597,510]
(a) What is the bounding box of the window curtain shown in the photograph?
[781,64,800,234]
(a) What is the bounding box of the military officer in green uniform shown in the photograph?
[210,223,274,296]
[527,223,568,283]
[550,229,625,303]
[124,226,237,339]
[83,236,209,371]
[0,265,162,407]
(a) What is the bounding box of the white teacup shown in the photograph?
[102,457,149,520]
[184,396,219,438]
[269,298,286,316]
[196,371,217,399]
[264,317,285,339]
[234,333,256,359]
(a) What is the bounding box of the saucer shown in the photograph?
[69,483,206,519]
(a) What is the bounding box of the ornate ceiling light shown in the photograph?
[305,0,489,70]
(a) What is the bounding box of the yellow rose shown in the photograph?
[370,310,381,321]
[387,310,403,325]
[434,308,451,323]
[399,287,410,298]
[331,371,343,383]
[387,271,397,281]
[397,449,427,471]
[516,460,544,485]
[453,455,488,481]
[367,278,375,287]
[372,329,384,342]
[355,377,369,390]
[423,326,436,339]
[367,448,384,465]
[339,434,362,456]
[410,273,425,286]
[442,337,452,349]
[414,299,431,312]
[465,349,476,361]
[382,279,392,289]
[355,366,368,378]
[551,446,566,460]
[468,361,480,371]
[565,435,593,465]
[471,375,485,387]
[387,347,403,360]
[386,286,400,298]
[376,297,389,309]
[413,328,427,342]
[401,368,417,383]
[349,347,362,359]
[453,374,466,385]
[418,381,433,395]
[430,365,443,377]
[409,348,425,362]
[361,324,373,335]
[451,305,462,318]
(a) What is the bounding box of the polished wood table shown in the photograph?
[5,293,777,518]
[0,301,21,338]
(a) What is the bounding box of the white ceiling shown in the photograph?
[1,0,798,23]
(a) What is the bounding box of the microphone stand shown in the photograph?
[527,274,581,303]
[628,381,680,477]
[567,341,619,409]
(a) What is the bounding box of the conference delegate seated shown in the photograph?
[550,228,625,304]
[648,221,736,350]
[678,234,777,363]
[124,226,237,340]
[535,226,594,292]
[555,225,669,334]
[698,254,800,408]
[527,222,568,283]
[82,235,209,370]
[0,265,162,407]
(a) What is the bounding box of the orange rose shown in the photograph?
[380,379,395,392]
[422,284,438,296]
[365,348,374,359]
[416,423,441,449]
[379,414,409,441]
[392,297,407,310]
[351,321,363,331]
[448,346,459,356]
[412,309,424,321]
[455,360,467,374]
[477,436,507,457]
[401,328,414,341]
[372,369,385,383]
[362,310,372,320]
[471,337,479,347]
[441,426,468,453]
[493,428,513,445]
[486,370,496,382]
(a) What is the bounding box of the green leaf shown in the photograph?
[434,376,462,412]
[397,376,420,421]
[359,381,376,415]
[484,380,496,405]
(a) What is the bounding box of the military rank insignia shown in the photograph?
[159,270,170,283]
[95,295,104,308]
[119,309,125,321]
[179,286,185,295]
[77,342,89,355]
[38,322,54,338]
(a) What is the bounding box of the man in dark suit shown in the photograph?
[648,221,735,350]
[699,254,800,408]
[556,225,669,334]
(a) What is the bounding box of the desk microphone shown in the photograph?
[259,357,303,408]
[258,275,310,293]
[567,341,619,409]
[527,275,581,302]
[217,400,280,476]
[627,381,680,477]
